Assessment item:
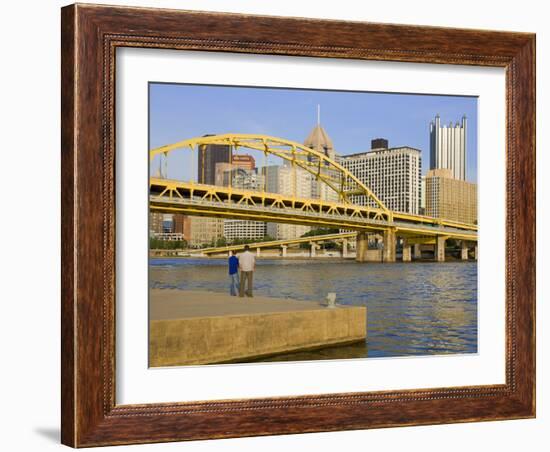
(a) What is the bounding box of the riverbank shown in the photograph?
[149,289,367,366]
[150,251,475,262]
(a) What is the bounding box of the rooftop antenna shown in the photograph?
[317,104,321,126]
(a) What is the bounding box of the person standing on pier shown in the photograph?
[238,245,255,298]
[228,250,240,296]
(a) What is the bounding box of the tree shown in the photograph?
[300,227,339,238]
[299,228,340,248]
[149,237,187,250]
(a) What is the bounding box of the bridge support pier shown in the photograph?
[461,241,469,260]
[280,245,287,258]
[474,245,478,260]
[356,232,368,262]
[310,243,319,258]
[413,244,422,260]
[436,236,446,262]
[256,248,261,257]
[402,239,412,262]
[383,229,396,262]
[341,239,349,258]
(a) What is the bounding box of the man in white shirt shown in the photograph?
[238,245,256,298]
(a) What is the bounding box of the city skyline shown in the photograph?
[149,82,478,183]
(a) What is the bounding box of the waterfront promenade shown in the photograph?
[149,289,366,367]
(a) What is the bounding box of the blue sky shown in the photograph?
[149,83,478,183]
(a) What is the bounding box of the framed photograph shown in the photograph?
[61,3,535,447]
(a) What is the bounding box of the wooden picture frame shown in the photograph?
[61,3,535,447]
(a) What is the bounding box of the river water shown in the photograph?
[150,258,477,361]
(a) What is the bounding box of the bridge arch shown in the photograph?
[150,133,389,213]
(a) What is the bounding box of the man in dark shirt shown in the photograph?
[228,250,239,296]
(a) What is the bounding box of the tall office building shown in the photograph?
[214,162,234,186]
[188,217,225,248]
[304,123,336,161]
[425,168,477,224]
[193,143,259,246]
[173,214,191,241]
[149,212,163,236]
[149,160,169,237]
[222,168,267,241]
[224,220,267,241]
[197,139,232,185]
[231,154,255,171]
[191,138,231,246]
[420,176,427,215]
[430,114,467,181]
[341,139,422,214]
[304,118,339,202]
[214,154,258,187]
[224,168,265,191]
[149,213,187,241]
[263,165,312,240]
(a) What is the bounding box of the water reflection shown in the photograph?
[150,259,477,360]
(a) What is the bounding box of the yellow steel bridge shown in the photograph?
[149,134,478,243]
[189,232,358,256]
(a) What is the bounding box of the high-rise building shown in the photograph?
[214,162,234,186]
[430,114,467,181]
[304,123,336,161]
[197,139,231,185]
[149,212,164,236]
[341,139,422,214]
[149,163,169,237]
[425,168,477,224]
[188,217,225,248]
[173,214,191,241]
[228,168,265,191]
[420,176,427,215]
[263,165,312,240]
[216,164,266,189]
[149,213,187,241]
[193,139,238,246]
[224,220,267,241]
[214,154,257,186]
[231,154,255,170]
[222,168,267,241]
[304,119,339,202]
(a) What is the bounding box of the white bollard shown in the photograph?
[326,292,337,308]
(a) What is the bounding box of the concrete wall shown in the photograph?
[150,306,366,366]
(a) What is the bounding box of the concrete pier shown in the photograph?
[149,290,367,367]
[461,241,469,260]
[341,238,349,258]
[402,239,412,262]
[436,236,447,262]
[310,243,319,257]
[383,229,396,262]
[413,243,422,260]
[355,231,368,262]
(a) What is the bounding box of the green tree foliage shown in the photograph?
[298,228,340,249]
[300,227,340,238]
[149,237,187,250]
